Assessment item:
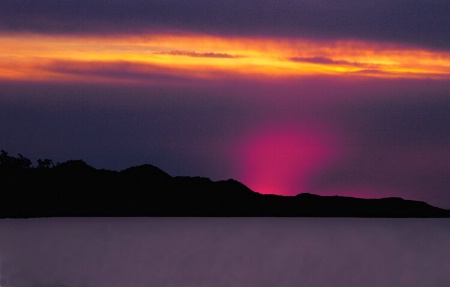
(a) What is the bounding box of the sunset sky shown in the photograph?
[1,0,449,208]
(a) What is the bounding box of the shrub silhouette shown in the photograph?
[0,150,32,170]
[54,160,95,171]
[37,158,54,169]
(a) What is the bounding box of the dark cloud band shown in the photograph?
[1,0,449,50]
[157,51,240,58]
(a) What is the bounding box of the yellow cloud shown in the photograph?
[1,33,450,83]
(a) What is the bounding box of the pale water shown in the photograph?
[0,218,449,287]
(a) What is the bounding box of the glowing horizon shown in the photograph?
[2,33,450,83]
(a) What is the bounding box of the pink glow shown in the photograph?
[233,124,343,196]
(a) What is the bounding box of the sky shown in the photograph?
[0,0,449,208]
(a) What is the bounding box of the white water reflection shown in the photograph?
[0,218,449,287]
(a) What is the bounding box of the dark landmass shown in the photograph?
[1,150,449,217]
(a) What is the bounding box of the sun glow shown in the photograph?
[1,33,450,83]
[234,125,344,196]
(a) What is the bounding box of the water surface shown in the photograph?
[0,218,449,287]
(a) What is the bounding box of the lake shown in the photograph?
[0,218,449,287]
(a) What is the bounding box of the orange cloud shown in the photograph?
[1,33,450,83]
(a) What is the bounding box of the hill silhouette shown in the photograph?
[1,150,449,217]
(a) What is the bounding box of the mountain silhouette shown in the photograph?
[1,151,449,217]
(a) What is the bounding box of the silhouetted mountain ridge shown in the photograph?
[1,151,449,217]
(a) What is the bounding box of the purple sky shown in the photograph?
[1,0,450,50]
[0,0,449,208]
